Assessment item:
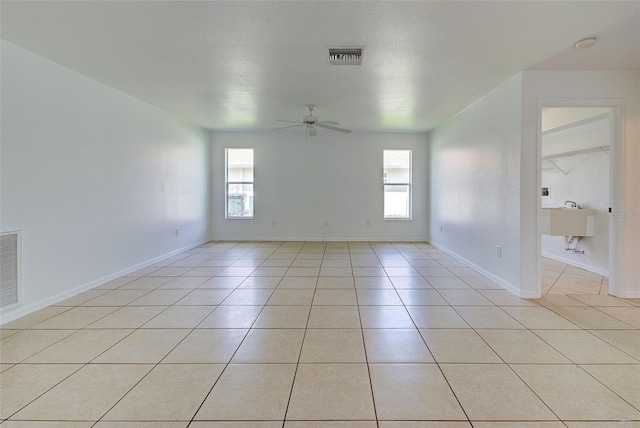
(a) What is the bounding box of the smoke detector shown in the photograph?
[328,48,364,65]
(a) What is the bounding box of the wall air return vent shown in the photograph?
[328,48,364,65]
[1,232,20,309]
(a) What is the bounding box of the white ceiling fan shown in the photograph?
[273,104,351,137]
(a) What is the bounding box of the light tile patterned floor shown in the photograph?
[1,241,639,427]
[542,257,609,295]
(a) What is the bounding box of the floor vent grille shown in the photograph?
[1,232,19,308]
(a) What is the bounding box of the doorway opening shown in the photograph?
[539,106,615,295]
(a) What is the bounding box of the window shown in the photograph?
[225,148,254,219]
[383,149,411,219]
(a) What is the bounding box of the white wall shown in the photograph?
[428,74,523,294]
[521,70,640,298]
[429,71,639,298]
[210,131,428,241]
[0,41,210,321]
[541,117,610,275]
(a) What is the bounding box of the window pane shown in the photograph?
[384,184,410,219]
[227,183,254,217]
[227,149,254,181]
[383,150,411,184]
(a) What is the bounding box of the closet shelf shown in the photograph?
[542,145,609,161]
[541,145,609,176]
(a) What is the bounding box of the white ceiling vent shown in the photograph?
[328,48,364,65]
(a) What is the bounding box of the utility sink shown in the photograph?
[541,208,595,237]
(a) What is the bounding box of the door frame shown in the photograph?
[536,98,625,296]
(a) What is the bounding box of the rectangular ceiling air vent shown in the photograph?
[328,48,363,65]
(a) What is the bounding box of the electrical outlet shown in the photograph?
[175,228,180,236]
[440,226,443,233]
[272,221,276,227]
[366,220,370,227]
[496,245,502,257]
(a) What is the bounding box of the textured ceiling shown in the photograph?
[2,1,639,132]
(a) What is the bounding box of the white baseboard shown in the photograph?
[541,251,609,277]
[0,239,209,325]
[208,236,429,242]
[427,239,531,298]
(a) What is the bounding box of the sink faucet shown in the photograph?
[565,201,578,208]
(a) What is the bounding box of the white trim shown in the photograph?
[428,239,528,298]
[0,239,209,325]
[208,236,429,242]
[622,290,640,298]
[541,251,608,277]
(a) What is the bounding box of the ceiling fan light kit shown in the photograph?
[274,104,352,137]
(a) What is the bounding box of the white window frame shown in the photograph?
[383,149,412,220]
[225,148,254,219]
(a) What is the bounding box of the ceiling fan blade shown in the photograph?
[273,124,304,130]
[317,124,351,133]
[277,120,303,124]
[308,126,318,137]
[317,120,339,126]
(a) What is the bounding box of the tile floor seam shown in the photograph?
[579,329,640,363]
[527,329,595,365]
[0,362,86,421]
[281,246,320,424]
[91,362,157,423]
[589,305,640,330]
[447,300,528,330]
[545,261,568,294]
[520,306,584,330]
[505,361,566,422]
[586,329,640,361]
[576,363,640,414]
[353,247,381,427]
[4,329,77,364]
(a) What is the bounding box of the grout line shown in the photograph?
[354,241,380,428]
[281,243,321,426]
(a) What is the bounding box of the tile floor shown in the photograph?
[542,257,609,295]
[1,241,639,427]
